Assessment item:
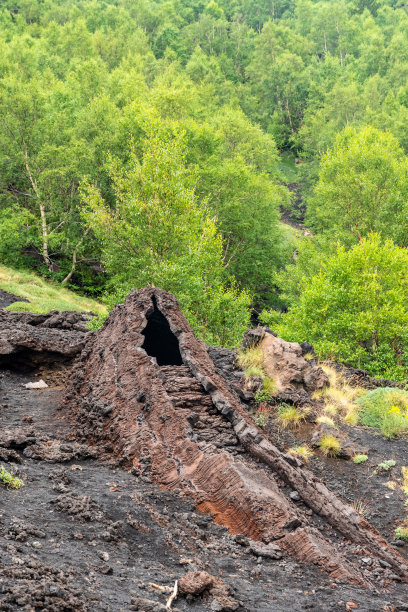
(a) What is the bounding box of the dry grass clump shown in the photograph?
[238,346,277,403]
[313,364,363,427]
[289,445,314,462]
[276,404,305,429]
[316,415,337,428]
[318,434,341,457]
[237,346,265,373]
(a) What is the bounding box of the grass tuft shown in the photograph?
[313,365,363,427]
[276,404,304,429]
[289,445,314,462]
[237,345,265,372]
[318,434,341,457]
[316,415,337,428]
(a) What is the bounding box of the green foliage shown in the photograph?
[395,526,408,542]
[81,128,250,347]
[353,454,368,464]
[254,378,276,404]
[307,126,408,246]
[262,235,408,380]
[357,388,408,438]
[254,410,268,428]
[376,459,397,471]
[4,0,408,359]
[0,466,24,489]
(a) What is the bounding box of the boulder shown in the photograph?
[260,332,328,394]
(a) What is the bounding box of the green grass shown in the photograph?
[356,387,408,439]
[0,265,106,315]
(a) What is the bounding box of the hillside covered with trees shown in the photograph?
[1,0,408,378]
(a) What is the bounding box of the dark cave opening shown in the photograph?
[141,300,183,366]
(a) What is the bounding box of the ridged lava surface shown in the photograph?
[64,288,408,585]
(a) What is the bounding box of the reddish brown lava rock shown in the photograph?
[64,288,408,585]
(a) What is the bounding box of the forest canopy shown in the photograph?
[1,0,408,375]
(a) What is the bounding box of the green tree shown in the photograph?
[307,126,408,246]
[81,128,251,346]
[261,235,408,380]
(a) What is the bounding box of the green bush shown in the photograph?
[356,388,408,438]
[261,235,408,381]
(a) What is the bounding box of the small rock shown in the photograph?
[234,534,249,546]
[31,541,42,549]
[289,491,300,502]
[378,559,392,569]
[98,550,110,561]
[249,541,282,560]
[24,380,48,389]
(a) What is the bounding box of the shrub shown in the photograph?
[356,388,408,438]
[261,235,408,381]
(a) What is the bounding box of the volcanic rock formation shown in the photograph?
[63,288,408,586]
[0,310,88,369]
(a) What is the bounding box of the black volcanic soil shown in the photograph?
[0,290,29,309]
[265,419,408,555]
[0,341,406,610]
